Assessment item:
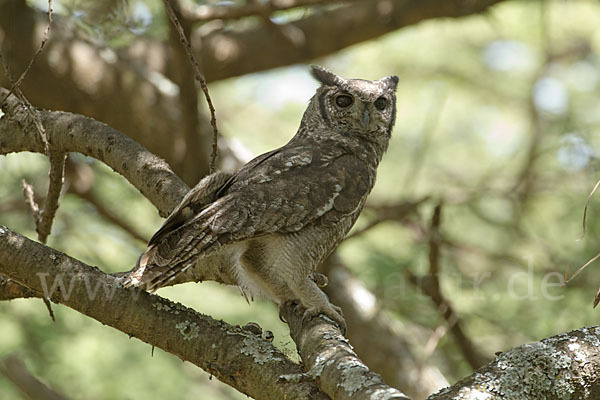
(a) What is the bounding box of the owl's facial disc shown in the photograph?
[361,106,371,130]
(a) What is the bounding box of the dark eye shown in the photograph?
[374,97,387,110]
[335,94,353,108]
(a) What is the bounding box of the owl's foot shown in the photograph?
[310,272,328,288]
[278,300,301,323]
[302,304,346,334]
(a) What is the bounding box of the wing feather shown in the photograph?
[127,144,371,290]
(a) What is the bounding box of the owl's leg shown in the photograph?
[291,278,346,333]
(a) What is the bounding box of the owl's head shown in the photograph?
[307,66,398,142]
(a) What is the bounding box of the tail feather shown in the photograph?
[124,223,220,291]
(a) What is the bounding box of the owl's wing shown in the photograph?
[127,145,369,290]
[145,170,235,248]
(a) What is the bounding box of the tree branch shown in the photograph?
[36,151,66,243]
[427,326,600,399]
[407,205,488,370]
[1,355,69,400]
[280,302,411,400]
[321,256,448,399]
[0,87,188,217]
[199,0,507,81]
[0,226,327,400]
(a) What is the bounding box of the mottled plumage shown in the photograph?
[126,66,398,332]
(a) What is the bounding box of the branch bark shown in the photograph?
[3,92,600,399]
[427,326,600,399]
[280,301,411,400]
[0,0,509,182]
[0,226,327,400]
[199,0,507,81]
[0,98,407,398]
[0,87,188,217]
[322,257,448,400]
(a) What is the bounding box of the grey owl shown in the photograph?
[126,66,398,332]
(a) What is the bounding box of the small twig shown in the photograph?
[22,180,42,224]
[0,355,69,400]
[37,152,67,244]
[42,297,56,322]
[564,252,600,287]
[0,52,49,153]
[407,205,487,370]
[6,0,53,100]
[428,204,442,292]
[345,197,428,240]
[72,190,149,243]
[162,0,220,174]
[578,177,600,241]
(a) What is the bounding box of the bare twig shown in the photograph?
[345,197,428,240]
[1,355,69,400]
[564,252,600,289]
[0,52,49,153]
[42,297,56,322]
[37,152,67,244]
[21,180,41,223]
[407,205,488,370]
[578,177,600,241]
[6,0,53,99]
[0,2,63,245]
[69,185,149,243]
[162,0,220,174]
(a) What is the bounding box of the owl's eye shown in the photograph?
[335,94,354,108]
[374,97,387,110]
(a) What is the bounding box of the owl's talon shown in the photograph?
[279,300,300,323]
[311,273,329,288]
[301,306,347,335]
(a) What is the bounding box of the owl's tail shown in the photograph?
[123,224,211,291]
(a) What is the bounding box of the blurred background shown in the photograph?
[1,0,600,399]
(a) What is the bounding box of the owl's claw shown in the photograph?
[301,305,346,335]
[311,273,329,288]
[278,300,301,323]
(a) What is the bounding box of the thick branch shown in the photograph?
[200,0,507,81]
[280,302,410,400]
[322,257,448,399]
[0,226,327,400]
[427,326,600,399]
[0,87,188,217]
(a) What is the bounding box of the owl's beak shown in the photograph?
[361,108,371,129]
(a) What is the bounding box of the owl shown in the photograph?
[125,66,398,332]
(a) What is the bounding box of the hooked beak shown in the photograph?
[361,108,371,129]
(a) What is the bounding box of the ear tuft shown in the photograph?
[383,75,399,91]
[310,65,345,86]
